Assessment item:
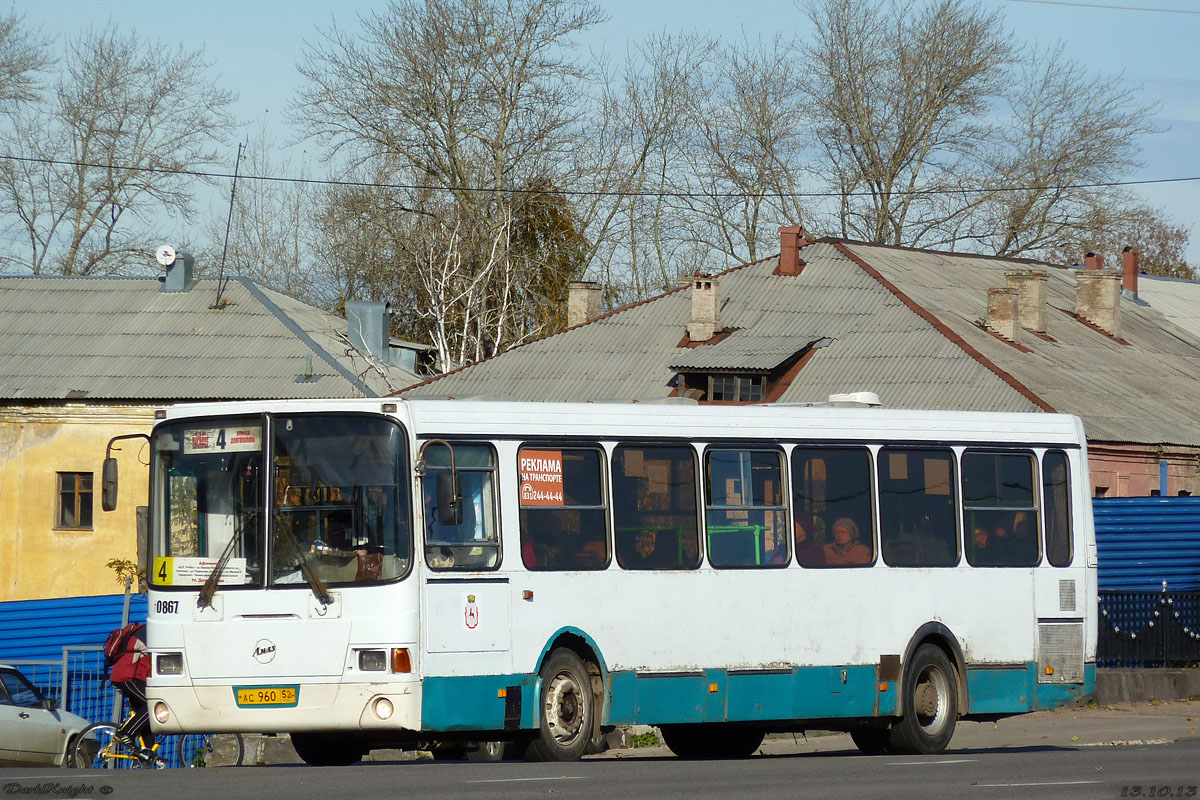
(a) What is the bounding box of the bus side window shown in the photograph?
[704,448,788,568]
[962,450,1039,568]
[421,443,500,571]
[519,447,608,571]
[1043,450,1073,567]
[613,445,700,570]
[790,446,874,567]
[879,448,959,567]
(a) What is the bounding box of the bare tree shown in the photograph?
[0,11,48,110]
[295,0,602,354]
[970,43,1158,258]
[205,123,320,300]
[800,0,1013,247]
[583,32,713,299]
[0,25,235,275]
[675,35,812,265]
[1046,203,1193,279]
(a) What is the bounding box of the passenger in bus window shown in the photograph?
[823,517,871,565]
[794,513,824,566]
[625,531,675,569]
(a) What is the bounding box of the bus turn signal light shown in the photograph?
[1045,666,1054,675]
[392,648,412,673]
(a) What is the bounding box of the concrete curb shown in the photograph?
[1093,668,1200,705]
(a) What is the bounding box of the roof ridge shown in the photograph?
[235,277,374,397]
[831,241,1055,412]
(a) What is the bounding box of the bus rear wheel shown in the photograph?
[524,648,595,762]
[660,724,765,759]
[290,732,365,766]
[889,644,958,755]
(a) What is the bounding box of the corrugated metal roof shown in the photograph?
[405,242,1041,412]
[406,239,1200,449]
[0,276,418,400]
[844,242,1200,446]
[1138,275,1200,339]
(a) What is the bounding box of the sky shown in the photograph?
[17,0,1200,264]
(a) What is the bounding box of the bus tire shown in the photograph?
[524,648,595,762]
[660,724,764,759]
[465,740,508,762]
[889,644,958,755]
[290,732,365,766]
[850,726,892,755]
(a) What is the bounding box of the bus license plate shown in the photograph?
[234,686,299,707]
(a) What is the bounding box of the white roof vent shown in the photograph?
[825,391,882,407]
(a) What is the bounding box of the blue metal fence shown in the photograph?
[1094,496,1200,591]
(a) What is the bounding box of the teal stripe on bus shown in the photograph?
[420,662,1093,732]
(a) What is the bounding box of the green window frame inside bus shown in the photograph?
[612,444,701,570]
[704,448,788,568]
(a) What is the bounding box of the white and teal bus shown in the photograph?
[121,397,1095,765]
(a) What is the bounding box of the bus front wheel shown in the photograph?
[524,648,595,762]
[889,644,958,755]
[290,732,365,766]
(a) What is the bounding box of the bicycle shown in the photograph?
[71,717,167,769]
[72,714,246,768]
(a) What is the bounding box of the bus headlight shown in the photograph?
[358,650,387,671]
[156,653,183,675]
[373,697,394,720]
[153,702,171,724]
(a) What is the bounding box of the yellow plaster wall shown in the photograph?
[0,403,157,602]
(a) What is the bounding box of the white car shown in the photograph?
[0,664,91,767]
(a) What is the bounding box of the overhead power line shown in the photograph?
[1002,0,1200,14]
[2,151,1199,201]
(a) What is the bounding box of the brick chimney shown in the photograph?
[566,280,602,327]
[986,288,1021,343]
[687,275,720,342]
[1122,246,1140,300]
[775,226,809,276]
[1004,269,1047,334]
[1075,270,1122,337]
[1084,251,1104,270]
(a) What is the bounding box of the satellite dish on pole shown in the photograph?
[155,244,176,267]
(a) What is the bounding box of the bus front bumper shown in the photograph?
[148,681,422,734]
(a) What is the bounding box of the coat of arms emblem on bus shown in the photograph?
[465,595,480,629]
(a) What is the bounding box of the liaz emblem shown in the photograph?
[253,639,277,664]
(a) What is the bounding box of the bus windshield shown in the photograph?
[150,414,411,590]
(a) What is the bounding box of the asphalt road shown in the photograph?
[5,701,1198,800]
[5,739,1197,800]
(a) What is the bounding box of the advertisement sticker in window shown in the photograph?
[520,450,564,506]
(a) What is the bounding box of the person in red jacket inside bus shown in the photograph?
[107,623,152,754]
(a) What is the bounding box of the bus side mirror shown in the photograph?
[437,471,462,526]
[102,457,119,512]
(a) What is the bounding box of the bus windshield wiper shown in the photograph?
[274,513,334,606]
[197,532,241,610]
